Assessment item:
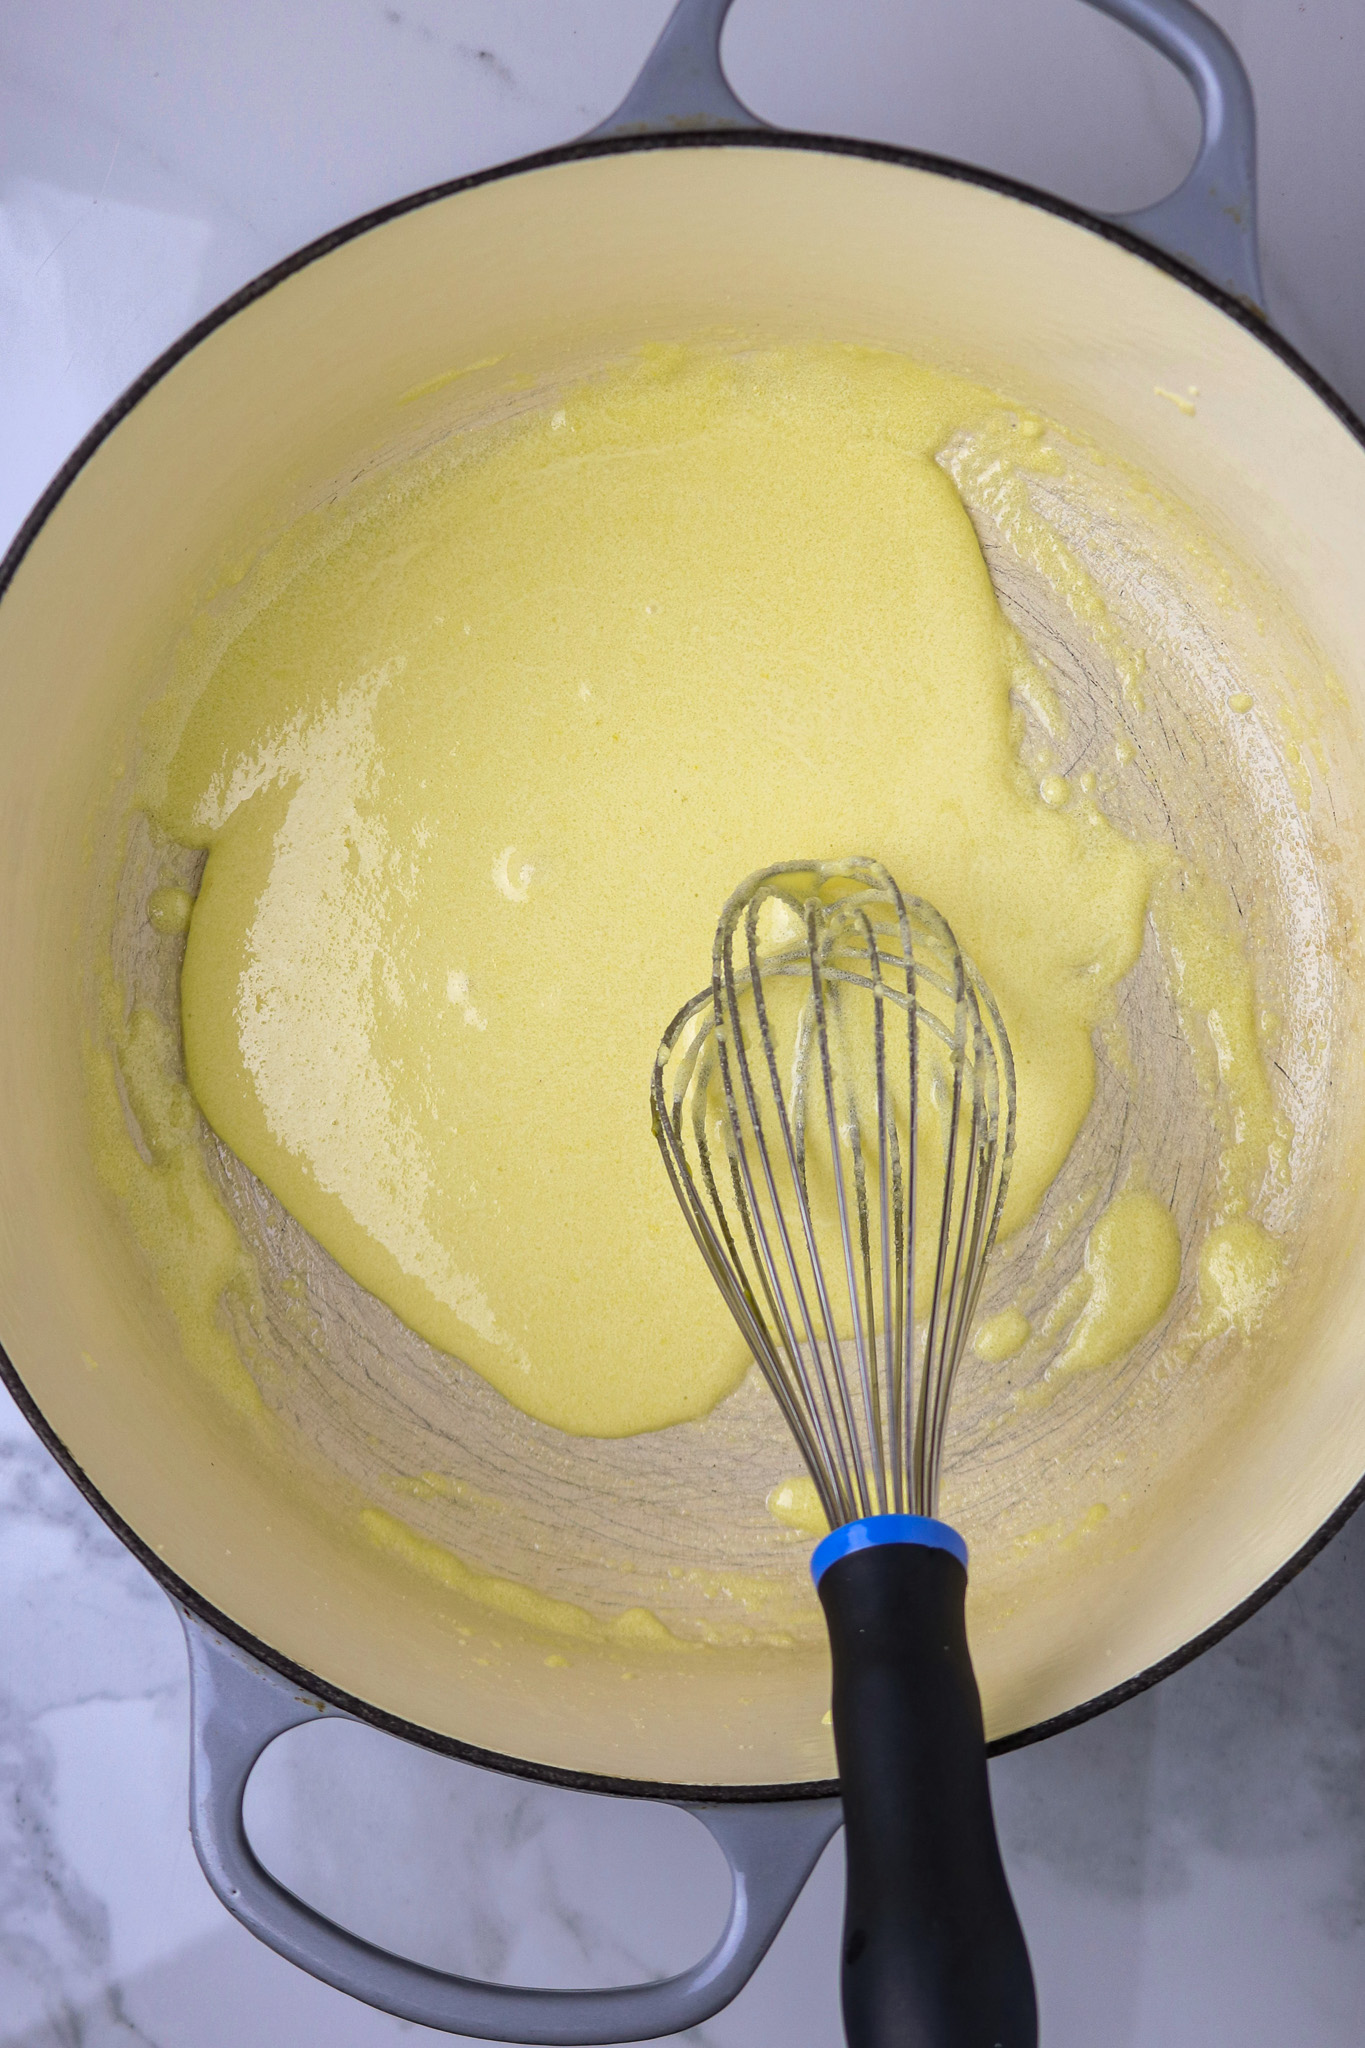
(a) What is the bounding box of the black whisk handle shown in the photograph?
[815,1529,1037,2048]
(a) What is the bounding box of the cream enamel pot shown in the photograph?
[5,0,1365,2038]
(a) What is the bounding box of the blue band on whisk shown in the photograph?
[810,1514,968,1584]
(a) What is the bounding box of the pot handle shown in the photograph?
[587,0,1262,308]
[585,0,763,140]
[1087,0,1264,308]
[178,1606,843,2043]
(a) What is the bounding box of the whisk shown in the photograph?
[652,857,1036,2048]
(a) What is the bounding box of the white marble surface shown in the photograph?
[3,3,1365,2042]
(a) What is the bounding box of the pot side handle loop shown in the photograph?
[179,1606,842,2044]
[1081,0,1263,308]
[585,0,1262,310]
[585,0,760,141]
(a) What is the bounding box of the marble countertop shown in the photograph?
[3,3,1365,2043]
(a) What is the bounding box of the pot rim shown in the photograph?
[4,123,1364,1805]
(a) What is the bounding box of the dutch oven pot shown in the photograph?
[4,0,1365,2038]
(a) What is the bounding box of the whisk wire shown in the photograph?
[716,992,857,1518]
[809,924,881,1520]
[828,913,890,1516]
[660,1032,830,1485]
[726,903,866,1521]
[917,951,968,1514]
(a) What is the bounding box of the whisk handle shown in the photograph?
[815,1533,1036,2048]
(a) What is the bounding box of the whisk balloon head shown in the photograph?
[652,857,1015,1531]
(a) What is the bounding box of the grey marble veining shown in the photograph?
[8,1362,1365,2046]
[4,3,1365,2042]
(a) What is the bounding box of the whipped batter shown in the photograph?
[152,347,1164,1439]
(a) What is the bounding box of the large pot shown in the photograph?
[4,0,1365,2038]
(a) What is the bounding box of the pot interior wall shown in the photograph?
[3,143,1365,1786]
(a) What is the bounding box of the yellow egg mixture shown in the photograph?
[121,344,1284,1455]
